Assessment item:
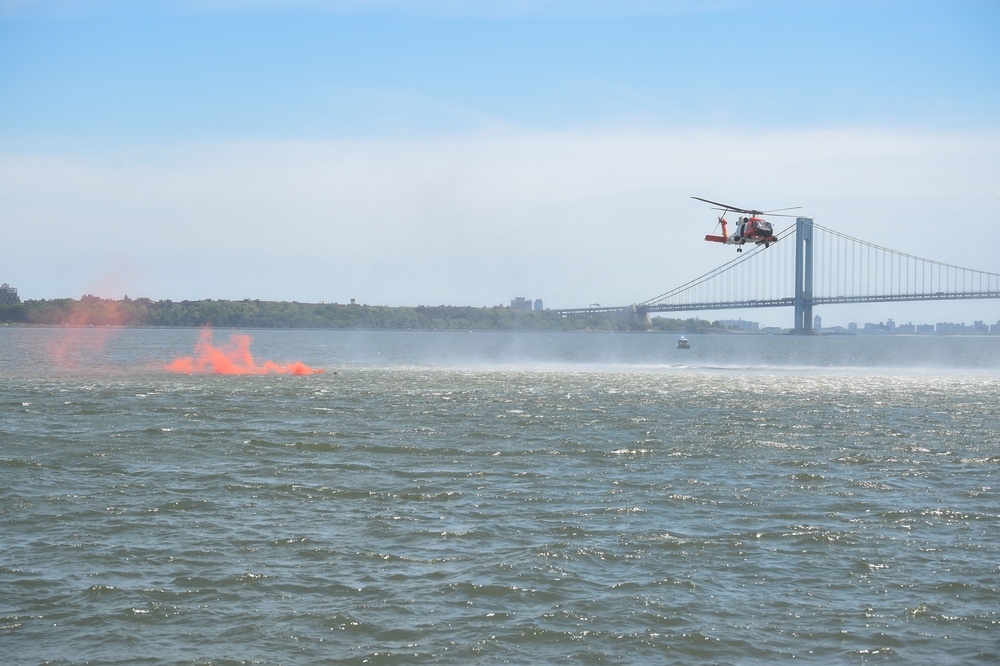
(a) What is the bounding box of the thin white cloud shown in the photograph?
[1,126,997,315]
[182,0,735,18]
[0,0,741,18]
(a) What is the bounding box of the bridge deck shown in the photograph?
[553,219,1000,327]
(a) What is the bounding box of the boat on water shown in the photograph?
[676,336,690,349]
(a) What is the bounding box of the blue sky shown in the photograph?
[2,0,998,326]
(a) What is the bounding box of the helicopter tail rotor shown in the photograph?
[704,215,729,244]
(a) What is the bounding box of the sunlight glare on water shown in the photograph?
[1,328,998,664]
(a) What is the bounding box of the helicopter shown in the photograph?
[692,196,801,252]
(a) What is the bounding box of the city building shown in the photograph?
[814,315,1000,335]
[936,322,977,334]
[510,297,543,311]
[510,297,530,311]
[0,283,19,304]
[718,318,759,332]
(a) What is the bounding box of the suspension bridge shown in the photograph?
[556,218,1000,333]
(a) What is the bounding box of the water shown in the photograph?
[2,328,998,664]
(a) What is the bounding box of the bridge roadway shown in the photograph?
[553,300,794,318]
[553,217,1000,329]
[554,290,1000,319]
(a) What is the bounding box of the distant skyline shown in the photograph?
[2,0,998,327]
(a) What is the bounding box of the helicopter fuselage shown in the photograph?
[704,215,777,250]
[693,196,797,252]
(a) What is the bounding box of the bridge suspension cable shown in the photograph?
[555,217,1000,328]
[638,222,798,312]
[635,220,1000,314]
[810,222,1000,303]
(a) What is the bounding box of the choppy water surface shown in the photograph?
[1,328,998,664]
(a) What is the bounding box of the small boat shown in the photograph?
[676,336,690,349]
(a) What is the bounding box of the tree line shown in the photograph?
[0,296,731,333]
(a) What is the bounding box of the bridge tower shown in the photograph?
[793,217,815,334]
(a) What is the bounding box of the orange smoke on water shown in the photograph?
[166,329,325,375]
[48,298,131,370]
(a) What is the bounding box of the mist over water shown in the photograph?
[3,327,998,375]
[1,328,998,664]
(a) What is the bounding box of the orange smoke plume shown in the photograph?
[47,298,130,370]
[166,328,325,375]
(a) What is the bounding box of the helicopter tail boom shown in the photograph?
[704,215,729,244]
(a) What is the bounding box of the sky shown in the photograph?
[2,0,999,327]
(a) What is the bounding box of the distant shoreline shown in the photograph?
[1,322,754,334]
[5,322,1000,337]
[0,298,732,334]
[3,298,997,335]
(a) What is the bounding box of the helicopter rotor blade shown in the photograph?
[691,196,752,215]
[694,196,804,218]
